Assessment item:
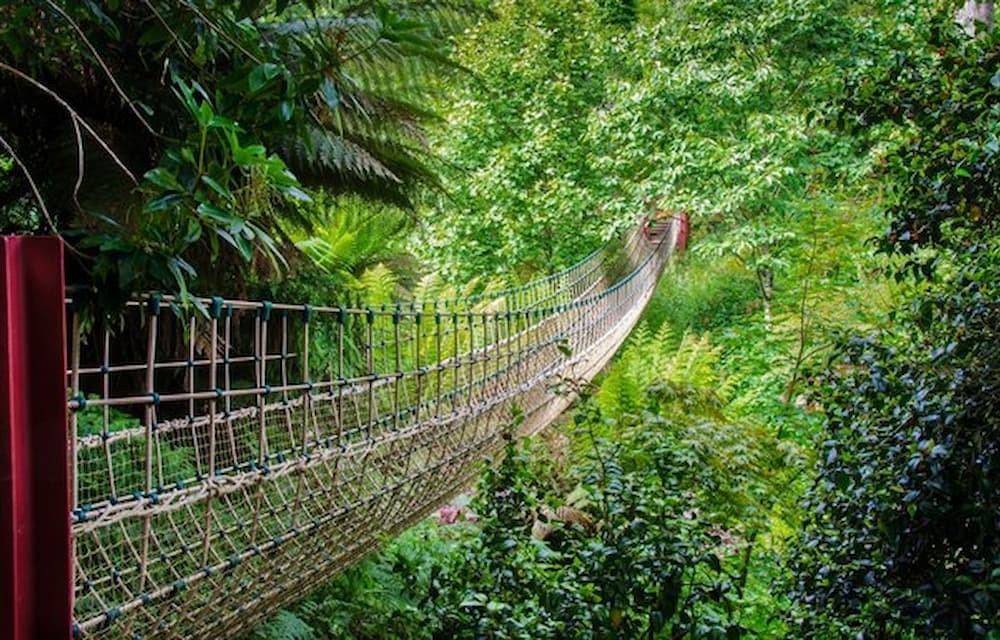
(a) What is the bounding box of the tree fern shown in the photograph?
[293,196,414,304]
[598,322,729,421]
[595,362,642,418]
[412,272,455,303]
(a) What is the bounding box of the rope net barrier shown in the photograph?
[65,217,682,639]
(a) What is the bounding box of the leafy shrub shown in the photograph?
[642,257,760,339]
[250,523,471,640]
[425,430,749,640]
[250,611,315,640]
[789,18,1000,639]
[789,263,1000,638]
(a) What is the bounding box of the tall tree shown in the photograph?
[416,0,625,283]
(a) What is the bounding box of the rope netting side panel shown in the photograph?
[66,218,681,640]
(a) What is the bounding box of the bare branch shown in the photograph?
[44,0,158,136]
[71,116,85,214]
[0,62,139,184]
[0,132,57,234]
[0,131,89,262]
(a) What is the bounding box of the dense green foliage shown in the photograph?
[5,0,1000,637]
[789,23,1000,639]
[0,0,480,301]
[249,312,802,639]
[250,2,1000,639]
[415,0,625,281]
[418,0,908,295]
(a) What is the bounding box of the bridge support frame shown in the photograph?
[677,212,690,251]
[0,237,72,640]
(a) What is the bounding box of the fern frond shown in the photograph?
[412,272,447,302]
[251,610,315,640]
[358,263,399,304]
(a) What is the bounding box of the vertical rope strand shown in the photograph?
[139,298,159,592]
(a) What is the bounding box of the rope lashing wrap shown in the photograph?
[64,217,683,640]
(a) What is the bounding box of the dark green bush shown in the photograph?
[789,20,1000,639]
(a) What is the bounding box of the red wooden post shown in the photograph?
[675,211,690,251]
[0,237,72,640]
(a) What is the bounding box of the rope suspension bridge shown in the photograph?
[0,215,686,640]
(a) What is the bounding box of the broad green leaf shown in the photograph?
[143,168,182,191]
[249,62,283,92]
[197,203,240,225]
[200,175,234,202]
[144,192,183,212]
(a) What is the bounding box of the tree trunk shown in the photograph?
[956,1,994,37]
[756,266,774,328]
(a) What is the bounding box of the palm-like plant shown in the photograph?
[294,196,412,299]
[0,0,484,300]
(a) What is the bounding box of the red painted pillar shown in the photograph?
[0,237,72,640]
[675,211,690,251]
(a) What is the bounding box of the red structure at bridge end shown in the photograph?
[0,237,72,640]
[641,209,690,251]
[676,211,690,251]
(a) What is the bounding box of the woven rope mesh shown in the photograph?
[66,219,680,639]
